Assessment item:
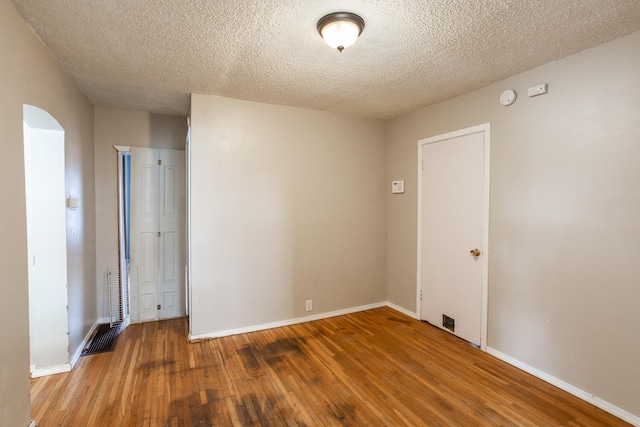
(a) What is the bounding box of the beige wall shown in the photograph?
[0,1,96,425]
[94,107,187,317]
[190,95,387,335]
[387,31,640,418]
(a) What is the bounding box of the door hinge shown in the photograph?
[157,159,162,165]
[420,290,423,300]
[156,231,161,237]
[421,159,424,170]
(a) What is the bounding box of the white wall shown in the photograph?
[190,95,387,336]
[386,31,640,419]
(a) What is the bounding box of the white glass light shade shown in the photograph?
[321,20,360,50]
[317,12,365,52]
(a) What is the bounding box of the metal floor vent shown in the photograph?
[81,323,122,356]
[442,315,455,332]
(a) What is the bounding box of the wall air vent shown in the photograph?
[442,314,455,332]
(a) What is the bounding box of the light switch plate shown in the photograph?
[392,180,405,194]
[528,83,548,97]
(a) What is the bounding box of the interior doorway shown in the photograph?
[23,105,71,377]
[417,123,490,350]
[118,146,186,323]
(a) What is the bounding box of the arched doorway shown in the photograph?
[23,105,70,377]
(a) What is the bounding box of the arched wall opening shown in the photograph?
[23,104,71,377]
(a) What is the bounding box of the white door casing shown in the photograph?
[130,148,185,322]
[417,123,490,349]
[116,148,130,326]
[185,123,191,321]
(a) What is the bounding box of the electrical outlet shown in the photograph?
[305,300,313,312]
[527,83,548,97]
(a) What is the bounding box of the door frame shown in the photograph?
[185,117,192,324]
[122,144,186,325]
[416,123,491,350]
[115,145,131,328]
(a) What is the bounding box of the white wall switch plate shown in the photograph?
[392,180,405,194]
[528,83,548,97]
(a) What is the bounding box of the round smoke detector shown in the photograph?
[499,89,517,106]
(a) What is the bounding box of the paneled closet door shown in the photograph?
[157,149,186,320]
[130,147,185,322]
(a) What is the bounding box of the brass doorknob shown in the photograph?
[470,249,481,257]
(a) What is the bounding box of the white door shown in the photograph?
[418,124,489,347]
[130,147,160,322]
[157,149,186,319]
[130,148,186,322]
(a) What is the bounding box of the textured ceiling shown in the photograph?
[11,0,640,119]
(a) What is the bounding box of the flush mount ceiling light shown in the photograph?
[317,12,365,52]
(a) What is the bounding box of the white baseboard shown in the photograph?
[386,301,418,319]
[31,363,71,378]
[70,319,99,368]
[486,347,640,426]
[28,420,36,427]
[189,301,387,341]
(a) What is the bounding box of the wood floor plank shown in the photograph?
[31,308,630,426]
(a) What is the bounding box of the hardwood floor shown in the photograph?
[31,307,628,426]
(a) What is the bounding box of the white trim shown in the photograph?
[31,363,71,378]
[189,302,387,341]
[28,420,37,427]
[113,145,130,152]
[70,319,99,368]
[386,301,418,319]
[416,146,423,320]
[486,347,640,426]
[116,151,130,327]
[481,125,491,351]
[185,124,193,334]
[416,123,491,351]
